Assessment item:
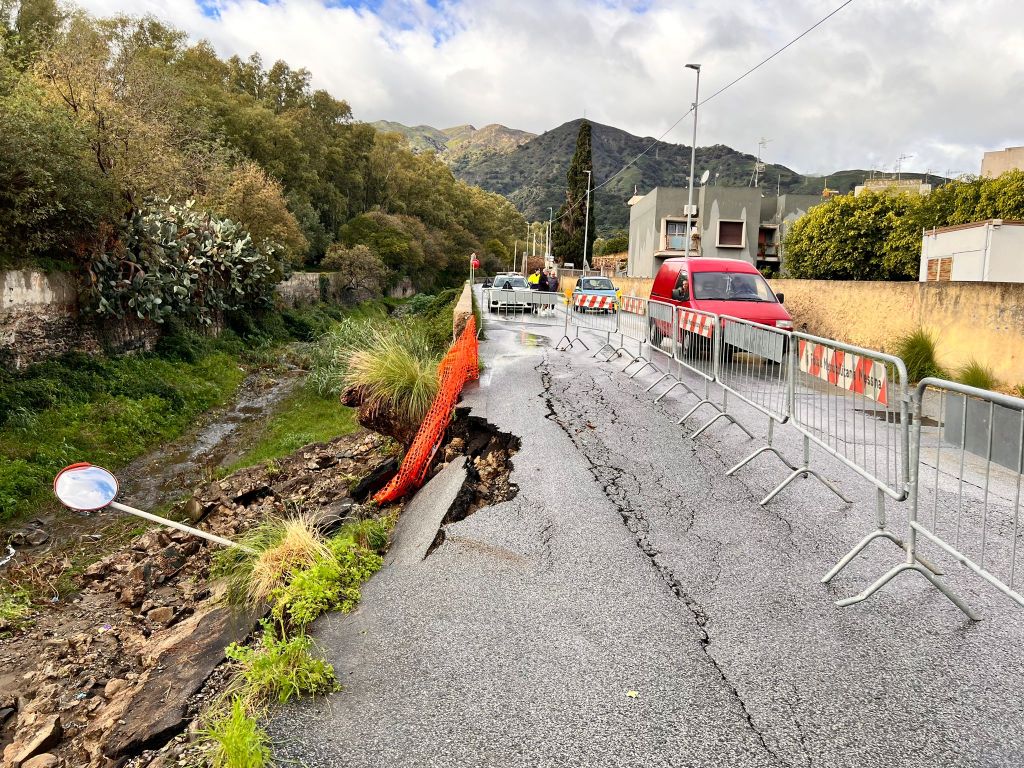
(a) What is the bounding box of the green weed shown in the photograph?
[0,585,32,630]
[958,359,999,391]
[200,696,273,768]
[226,621,339,708]
[895,328,946,383]
[270,528,385,628]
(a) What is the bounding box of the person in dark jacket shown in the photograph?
[536,270,551,315]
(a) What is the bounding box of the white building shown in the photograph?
[919,219,1024,282]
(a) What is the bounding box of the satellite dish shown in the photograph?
[700,170,711,185]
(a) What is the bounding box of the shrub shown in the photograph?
[958,359,999,391]
[0,585,33,631]
[226,621,338,708]
[896,329,946,383]
[200,696,273,768]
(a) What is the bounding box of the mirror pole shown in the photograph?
[109,501,255,553]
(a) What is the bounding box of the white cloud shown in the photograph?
[75,0,1024,177]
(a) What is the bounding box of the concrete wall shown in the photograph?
[2,268,414,370]
[0,270,159,369]
[770,279,1024,386]
[981,146,1024,177]
[453,282,474,338]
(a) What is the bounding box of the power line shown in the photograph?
[549,0,858,226]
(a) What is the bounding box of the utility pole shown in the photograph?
[582,169,592,271]
[684,63,701,259]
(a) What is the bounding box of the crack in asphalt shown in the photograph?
[537,355,793,768]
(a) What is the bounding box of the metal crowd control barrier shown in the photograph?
[483,288,563,327]
[838,379,1024,620]
[595,295,647,364]
[626,299,674,381]
[668,308,754,439]
[766,332,914,585]
[559,293,617,352]
[718,316,799,477]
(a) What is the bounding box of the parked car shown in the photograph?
[649,257,792,354]
[488,274,534,312]
[572,276,620,313]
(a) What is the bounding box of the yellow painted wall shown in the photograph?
[557,272,1024,384]
[770,279,1024,386]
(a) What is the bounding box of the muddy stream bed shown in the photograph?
[1,363,303,572]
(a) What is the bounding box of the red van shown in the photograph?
[649,257,792,349]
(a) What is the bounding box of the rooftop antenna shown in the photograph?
[754,137,772,188]
[896,153,913,181]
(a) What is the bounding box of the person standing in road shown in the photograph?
[528,269,541,288]
[544,268,559,316]
[536,269,550,315]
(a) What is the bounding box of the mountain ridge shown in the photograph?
[371,117,939,232]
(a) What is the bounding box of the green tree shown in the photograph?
[552,120,596,267]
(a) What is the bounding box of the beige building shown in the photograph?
[919,219,1024,282]
[981,146,1024,177]
[853,178,932,196]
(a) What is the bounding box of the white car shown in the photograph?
[488,275,534,312]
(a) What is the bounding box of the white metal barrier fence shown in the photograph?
[558,300,1024,620]
[482,288,562,325]
[836,378,1024,619]
[717,315,797,477]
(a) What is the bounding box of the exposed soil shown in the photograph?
[0,431,398,768]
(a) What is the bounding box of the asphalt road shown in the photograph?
[269,304,1024,768]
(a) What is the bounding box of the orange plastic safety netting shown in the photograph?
[373,316,479,504]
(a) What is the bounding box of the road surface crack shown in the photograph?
[537,355,791,768]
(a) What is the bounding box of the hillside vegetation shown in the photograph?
[0,0,525,300]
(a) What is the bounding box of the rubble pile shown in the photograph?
[0,430,396,768]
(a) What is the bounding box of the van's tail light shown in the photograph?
[775,320,794,330]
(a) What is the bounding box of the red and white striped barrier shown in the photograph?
[678,308,716,339]
[574,294,616,310]
[798,339,889,405]
[619,296,645,314]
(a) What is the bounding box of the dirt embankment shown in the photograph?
[1,431,397,768]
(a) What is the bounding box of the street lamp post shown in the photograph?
[582,169,592,271]
[547,207,553,263]
[684,63,701,258]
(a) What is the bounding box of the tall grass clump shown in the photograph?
[200,696,273,768]
[896,329,946,383]
[214,515,329,604]
[344,327,440,425]
[958,359,999,391]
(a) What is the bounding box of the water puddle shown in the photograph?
[0,545,14,567]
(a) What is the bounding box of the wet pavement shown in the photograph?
[270,307,1024,768]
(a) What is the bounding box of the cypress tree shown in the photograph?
[552,120,596,267]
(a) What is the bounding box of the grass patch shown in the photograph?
[0,352,244,523]
[958,359,999,391]
[0,585,33,632]
[227,388,358,472]
[200,696,273,768]
[895,328,946,383]
[226,622,339,709]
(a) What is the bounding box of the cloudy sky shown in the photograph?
[76,0,1024,177]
